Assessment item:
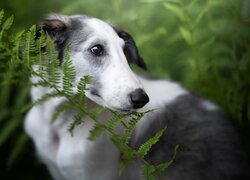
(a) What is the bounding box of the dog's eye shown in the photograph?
[90,44,104,56]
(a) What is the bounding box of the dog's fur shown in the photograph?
[25,14,249,180]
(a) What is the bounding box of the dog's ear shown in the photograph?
[114,27,147,70]
[36,14,70,61]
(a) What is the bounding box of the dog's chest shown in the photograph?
[55,112,121,180]
[26,101,121,180]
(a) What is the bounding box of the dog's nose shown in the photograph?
[129,88,149,109]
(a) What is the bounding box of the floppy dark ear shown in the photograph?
[35,14,69,62]
[114,27,147,70]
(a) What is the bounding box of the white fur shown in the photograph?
[201,100,219,111]
[69,17,144,111]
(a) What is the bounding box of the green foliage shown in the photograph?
[62,50,76,95]
[137,128,166,158]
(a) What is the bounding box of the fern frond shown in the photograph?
[33,91,62,106]
[34,29,47,68]
[46,58,61,87]
[106,112,127,131]
[88,123,105,140]
[62,50,76,95]
[155,145,179,174]
[89,107,106,120]
[0,15,13,40]
[0,10,4,26]
[51,101,73,123]
[23,25,37,68]
[141,164,155,180]
[137,128,166,158]
[123,112,145,143]
[75,76,91,108]
[110,135,130,153]
[68,113,86,136]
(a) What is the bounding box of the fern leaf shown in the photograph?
[0,10,4,25]
[46,57,61,87]
[51,102,73,123]
[155,145,179,174]
[7,133,29,167]
[123,112,144,143]
[33,91,62,106]
[62,50,76,95]
[2,15,13,30]
[0,15,13,40]
[137,128,166,158]
[141,164,155,180]
[89,107,106,119]
[110,135,128,153]
[119,158,132,176]
[45,39,61,86]
[23,29,31,67]
[106,112,127,131]
[88,123,105,140]
[68,113,85,136]
[76,76,91,108]
[119,146,137,176]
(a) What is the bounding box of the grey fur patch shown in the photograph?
[122,93,250,180]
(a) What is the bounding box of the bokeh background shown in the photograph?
[0,0,250,179]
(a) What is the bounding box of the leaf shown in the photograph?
[68,113,85,136]
[137,128,166,158]
[0,15,13,40]
[2,15,13,30]
[179,26,193,45]
[76,76,91,108]
[155,145,179,173]
[106,112,127,131]
[123,112,145,143]
[110,135,129,153]
[51,102,72,123]
[7,133,29,167]
[33,91,62,106]
[200,37,215,50]
[62,50,76,95]
[0,117,21,147]
[88,123,105,140]
[192,3,210,28]
[163,2,185,22]
[0,10,4,25]
[119,159,132,176]
[46,39,61,86]
[142,164,155,180]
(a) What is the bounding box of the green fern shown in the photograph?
[123,111,146,143]
[62,49,76,95]
[142,164,155,180]
[68,112,86,136]
[88,123,105,140]
[51,101,73,123]
[0,13,13,40]
[45,40,61,87]
[137,128,166,158]
[74,76,92,109]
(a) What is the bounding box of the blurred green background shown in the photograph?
[0,0,250,179]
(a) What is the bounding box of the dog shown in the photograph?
[25,14,249,180]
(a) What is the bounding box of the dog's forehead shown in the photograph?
[71,16,124,46]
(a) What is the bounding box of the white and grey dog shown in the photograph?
[25,14,249,180]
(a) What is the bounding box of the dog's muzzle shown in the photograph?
[129,88,149,109]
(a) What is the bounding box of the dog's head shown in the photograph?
[38,14,149,112]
